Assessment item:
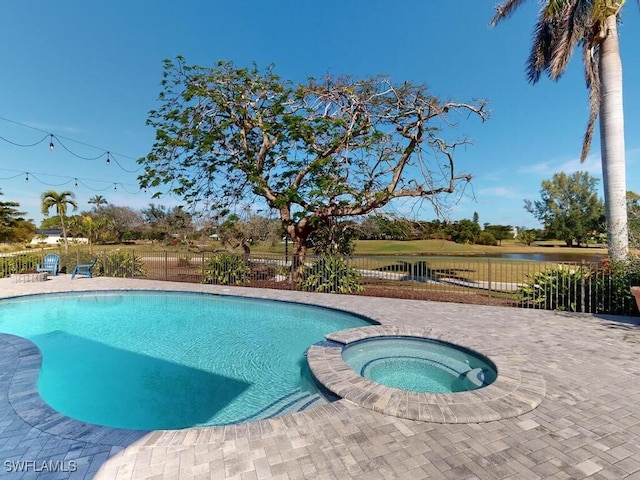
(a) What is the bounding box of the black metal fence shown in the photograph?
[3,248,638,316]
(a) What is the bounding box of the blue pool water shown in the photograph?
[0,291,374,429]
[342,337,497,393]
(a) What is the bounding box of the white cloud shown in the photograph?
[557,155,602,175]
[517,161,554,175]
[517,154,602,177]
[477,186,523,199]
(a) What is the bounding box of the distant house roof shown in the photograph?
[36,229,63,235]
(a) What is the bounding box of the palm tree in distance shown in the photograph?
[88,194,108,210]
[41,190,78,254]
[491,0,629,260]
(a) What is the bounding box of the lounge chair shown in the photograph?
[36,253,60,276]
[71,258,97,279]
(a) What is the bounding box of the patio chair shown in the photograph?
[71,258,98,279]
[36,253,60,276]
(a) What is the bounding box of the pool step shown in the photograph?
[229,389,326,424]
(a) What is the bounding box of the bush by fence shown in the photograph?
[4,248,639,315]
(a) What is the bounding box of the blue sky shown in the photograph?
[1,1,639,228]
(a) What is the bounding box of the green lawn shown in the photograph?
[251,238,608,257]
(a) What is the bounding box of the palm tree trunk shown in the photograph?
[60,216,70,254]
[599,14,628,260]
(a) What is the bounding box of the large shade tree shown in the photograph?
[0,189,35,243]
[139,58,487,271]
[41,190,78,253]
[525,171,605,247]
[491,0,630,259]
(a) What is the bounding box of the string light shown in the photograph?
[0,116,143,173]
[0,167,146,195]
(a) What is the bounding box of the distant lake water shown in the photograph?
[479,252,605,263]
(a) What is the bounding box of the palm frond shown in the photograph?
[581,39,600,162]
[549,1,592,79]
[490,0,529,26]
[526,15,555,83]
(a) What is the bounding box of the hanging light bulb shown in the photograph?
[25,172,29,182]
[74,178,78,187]
[49,134,55,150]
[106,152,110,165]
[113,183,117,191]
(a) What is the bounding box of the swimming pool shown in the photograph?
[0,291,374,429]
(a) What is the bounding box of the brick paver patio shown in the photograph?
[1,276,639,479]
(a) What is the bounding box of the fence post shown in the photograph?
[164,251,168,280]
[243,252,248,286]
[409,261,414,300]
[201,252,205,283]
[580,260,586,313]
[487,258,492,299]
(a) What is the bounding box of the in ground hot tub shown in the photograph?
[306,325,546,424]
[342,336,497,393]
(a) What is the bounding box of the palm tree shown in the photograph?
[72,214,108,254]
[88,195,108,210]
[41,190,78,253]
[491,0,629,260]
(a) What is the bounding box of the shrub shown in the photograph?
[517,264,593,312]
[0,254,42,277]
[476,232,497,246]
[300,256,363,294]
[517,258,640,315]
[95,250,147,278]
[203,252,249,285]
[598,257,640,315]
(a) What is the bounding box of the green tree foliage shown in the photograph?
[215,213,253,253]
[41,190,78,253]
[484,225,513,245]
[516,227,538,246]
[524,171,604,247]
[139,58,488,274]
[141,204,194,244]
[448,219,481,244]
[70,215,110,253]
[0,190,36,243]
[309,219,358,256]
[476,231,497,246]
[87,195,108,210]
[628,191,640,248]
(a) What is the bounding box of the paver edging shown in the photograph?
[308,324,546,424]
[2,333,149,446]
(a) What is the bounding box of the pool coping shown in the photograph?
[0,288,377,444]
[307,325,546,423]
[2,333,150,447]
